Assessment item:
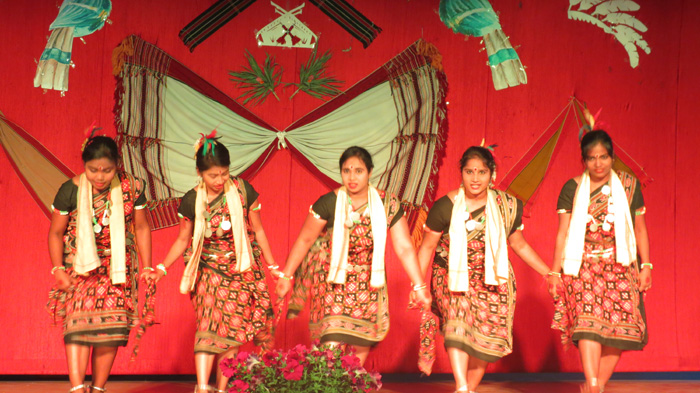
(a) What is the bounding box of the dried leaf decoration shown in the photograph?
[229,50,283,106]
[287,48,344,100]
[568,0,651,68]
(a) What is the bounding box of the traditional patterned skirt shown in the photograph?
[316,263,390,347]
[289,227,390,347]
[47,262,136,347]
[431,254,516,363]
[552,242,647,350]
[192,262,274,354]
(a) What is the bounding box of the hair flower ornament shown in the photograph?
[578,106,604,141]
[480,138,498,152]
[193,129,218,158]
[81,120,103,152]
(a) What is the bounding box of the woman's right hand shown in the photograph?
[413,287,432,309]
[142,270,164,283]
[547,275,563,299]
[275,276,292,302]
[54,270,75,291]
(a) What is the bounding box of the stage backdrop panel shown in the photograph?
[0,0,698,375]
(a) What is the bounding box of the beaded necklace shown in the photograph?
[587,183,615,233]
[92,195,111,234]
[344,196,369,228]
[204,195,232,238]
[464,204,486,232]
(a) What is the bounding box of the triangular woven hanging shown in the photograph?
[0,114,75,218]
[498,97,652,216]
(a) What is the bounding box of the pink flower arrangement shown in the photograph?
[221,342,382,393]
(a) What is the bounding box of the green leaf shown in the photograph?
[290,48,344,101]
[228,51,282,106]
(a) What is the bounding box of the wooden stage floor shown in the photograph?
[2,379,700,393]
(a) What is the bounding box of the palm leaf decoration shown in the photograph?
[229,50,283,106]
[568,0,650,68]
[288,48,344,100]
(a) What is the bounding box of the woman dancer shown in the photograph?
[549,130,651,393]
[48,135,152,393]
[152,132,277,393]
[276,146,430,365]
[417,145,551,393]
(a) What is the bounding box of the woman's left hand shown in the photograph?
[638,266,652,292]
[411,288,432,309]
[269,269,282,280]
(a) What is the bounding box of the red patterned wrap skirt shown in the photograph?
[552,242,647,350]
[316,263,390,347]
[48,262,136,347]
[431,254,516,363]
[192,262,274,354]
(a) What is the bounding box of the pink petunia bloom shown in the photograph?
[287,349,304,362]
[341,354,361,371]
[231,379,249,392]
[287,359,300,369]
[262,350,279,366]
[370,371,383,390]
[283,364,304,381]
[219,358,236,378]
[292,343,308,355]
[236,351,250,363]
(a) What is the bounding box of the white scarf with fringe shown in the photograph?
[448,188,509,292]
[180,178,252,294]
[562,171,637,276]
[74,174,126,284]
[327,185,387,288]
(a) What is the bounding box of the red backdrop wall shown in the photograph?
[1,0,698,375]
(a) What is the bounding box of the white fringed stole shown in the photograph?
[74,174,126,284]
[562,171,637,276]
[448,188,511,292]
[327,186,387,288]
[180,178,253,294]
